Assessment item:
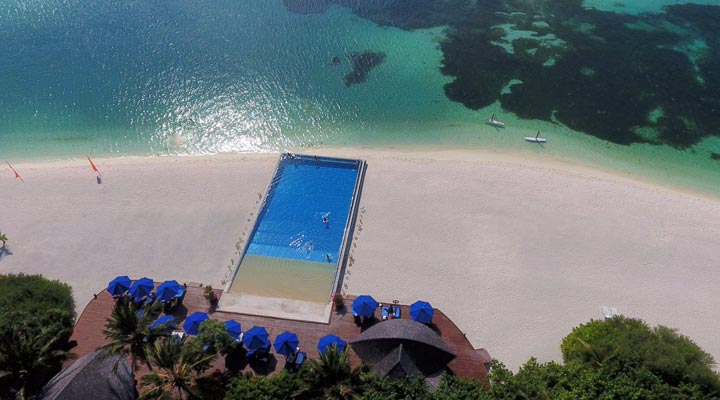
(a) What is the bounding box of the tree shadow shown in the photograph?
[224,346,248,375]
[0,246,13,261]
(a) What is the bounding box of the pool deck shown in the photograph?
[69,283,490,383]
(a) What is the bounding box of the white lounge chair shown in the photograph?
[602,306,612,319]
[610,307,619,317]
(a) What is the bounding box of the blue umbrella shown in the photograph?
[243,326,270,351]
[410,301,434,324]
[352,295,378,318]
[317,334,346,354]
[183,312,209,335]
[107,276,131,296]
[224,320,242,341]
[129,277,154,299]
[156,280,181,302]
[273,331,300,357]
[150,315,175,332]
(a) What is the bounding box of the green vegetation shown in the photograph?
[95,303,720,400]
[219,317,719,400]
[195,320,236,355]
[140,336,217,399]
[294,345,372,399]
[203,286,218,307]
[0,274,75,399]
[561,316,720,395]
[99,300,166,375]
[0,231,7,247]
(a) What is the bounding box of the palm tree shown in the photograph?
[294,345,372,400]
[98,300,164,375]
[0,231,7,247]
[139,337,216,400]
[0,310,73,400]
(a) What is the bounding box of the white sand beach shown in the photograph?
[2,150,719,370]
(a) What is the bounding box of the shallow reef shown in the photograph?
[343,51,386,87]
[284,0,720,148]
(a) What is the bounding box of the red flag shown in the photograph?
[6,161,24,183]
[87,156,100,175]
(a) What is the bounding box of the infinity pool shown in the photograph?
[227,154,364,310]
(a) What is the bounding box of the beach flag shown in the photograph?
[87,156,101,176]
[6,161,24,183]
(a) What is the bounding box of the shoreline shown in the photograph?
[3,150,719,370]
[8,145,720,202]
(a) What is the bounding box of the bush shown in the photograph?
[332,293,345,311]
[0,273,74,316]
[196,319,237,355]
[364,374,429,400]
[561,316,720,394]
[204,285,218,305]
[0,274,75,398]
[224,371,300,400]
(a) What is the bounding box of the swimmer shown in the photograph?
[325,253,332,261]
[322,216,329,224]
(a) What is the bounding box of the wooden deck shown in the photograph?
[70,284,489,383]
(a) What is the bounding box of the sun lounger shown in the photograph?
[610,307,619,317]
[294,351,306,366]
[171,331,185,342]
[381,306,390,320]
[602,306,612,319]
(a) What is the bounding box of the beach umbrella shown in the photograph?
[183,312,209,335]
[350,319,455,378]
[352,295,378,318]
[317,334,346,354]
[243,326,270,352]
[156,280,181,302]
[273,331,300,357]
[129,277,154,299]
[150,315,175,332]
[107,276,131,296]
[224,320,242,341]
[410,301,434,324]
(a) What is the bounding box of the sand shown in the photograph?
[2,149,719,370]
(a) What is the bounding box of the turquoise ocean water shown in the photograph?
[1,0,719,195]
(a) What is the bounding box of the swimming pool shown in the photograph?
[225,154,365,318]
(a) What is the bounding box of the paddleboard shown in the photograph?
[486,119,505,127]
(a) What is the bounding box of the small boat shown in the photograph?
[524,131,547,143]
[485,113,505,128]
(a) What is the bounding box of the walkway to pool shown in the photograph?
[69,283,491,383]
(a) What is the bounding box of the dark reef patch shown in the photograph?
[284,0,720,148]
[344,51,386,86]
[331,55,342,65]
[711,152,720,161]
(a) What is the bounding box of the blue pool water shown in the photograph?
[245,154,360,264]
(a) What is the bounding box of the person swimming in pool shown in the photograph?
[325,253,332,261]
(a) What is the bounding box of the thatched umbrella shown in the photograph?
[41,351,135,400]
[350,319,455,378]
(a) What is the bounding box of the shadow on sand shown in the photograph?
[0,246,13,261]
